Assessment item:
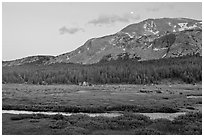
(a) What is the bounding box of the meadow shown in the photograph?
[2,83,202,134]
[2,83,202,113]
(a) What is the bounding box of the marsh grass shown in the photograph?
[3,104,179,113]
[7,112,201,135]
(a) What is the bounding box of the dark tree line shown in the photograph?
[2,55,202,85]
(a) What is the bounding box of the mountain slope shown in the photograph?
[47,18,202,64]
[3,55,55,67]
[3,18,202,66]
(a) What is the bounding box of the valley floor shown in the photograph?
[2,83,202,135]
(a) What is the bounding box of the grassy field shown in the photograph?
[2,83,202,135]
[2,83,202,113]
[2,112,202,135]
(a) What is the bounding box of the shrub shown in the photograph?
[49,120,69,129]
[174,112,202,123]
[51,114,64,120]
[64,126,90,135]
[149,119,179,134]
[133,128,163,135]
[29,119,40,123]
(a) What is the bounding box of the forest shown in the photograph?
[2,54,202,85]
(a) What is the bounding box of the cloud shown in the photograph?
[88,14,140,26]
[59,26,84,35]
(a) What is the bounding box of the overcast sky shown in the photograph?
[2,2,202,61]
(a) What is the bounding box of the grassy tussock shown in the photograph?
[9,112,202,135]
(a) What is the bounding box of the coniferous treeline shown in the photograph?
[2,55,202,85]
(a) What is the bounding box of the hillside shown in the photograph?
[2,17,202,66]
[47,18,202,64]
[2,56,55,67]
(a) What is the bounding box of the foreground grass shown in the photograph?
[2,112,202,135]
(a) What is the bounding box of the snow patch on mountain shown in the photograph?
[178,22,198,31]
[101,47,106,50]
[162,53,167,58]
[151,30,159,34]
[125,32,134,38]
[143,21,159,35]
[153,47,168,51]
[148,44,153,48]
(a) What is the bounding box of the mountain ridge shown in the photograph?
[3,17,202,67]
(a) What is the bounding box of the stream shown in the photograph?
[2,110,186,121]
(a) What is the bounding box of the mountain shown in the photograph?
[3,18,202,66]
[2,55,54,67]
[46,18,202,64]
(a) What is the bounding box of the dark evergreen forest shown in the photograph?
[2,55,202,85]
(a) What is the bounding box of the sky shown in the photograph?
[2,2,202,61]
